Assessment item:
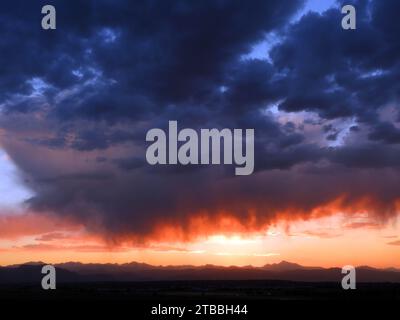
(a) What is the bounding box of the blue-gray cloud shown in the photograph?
[1,0,400,239]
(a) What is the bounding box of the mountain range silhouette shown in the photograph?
[1,261,399,284]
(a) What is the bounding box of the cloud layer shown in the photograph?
[1,0,400,242]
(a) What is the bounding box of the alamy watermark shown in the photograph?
[145,121,254,175]
[342,4,356,30]
[41,264,56,290]
[341,265,356,290]
[41,5,56,30]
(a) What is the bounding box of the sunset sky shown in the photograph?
[0,0,399,268]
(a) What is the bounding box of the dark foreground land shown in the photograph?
[1,280,400,301]
[1,281,398,319]
[2,262,399,318]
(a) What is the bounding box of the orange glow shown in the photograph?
[0,211,399,268]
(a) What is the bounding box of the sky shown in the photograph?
[0,150,32,210]
[0,0,400,267]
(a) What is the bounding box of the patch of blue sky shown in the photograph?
[242,0,338,61]
[0,149,33,213]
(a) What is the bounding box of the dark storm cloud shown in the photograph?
[368,122,400,144]
[270,0,400,122]
[113,157,145,171]
[329,144,400,169]
[1,0,304,118]
[1,0,400,240]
